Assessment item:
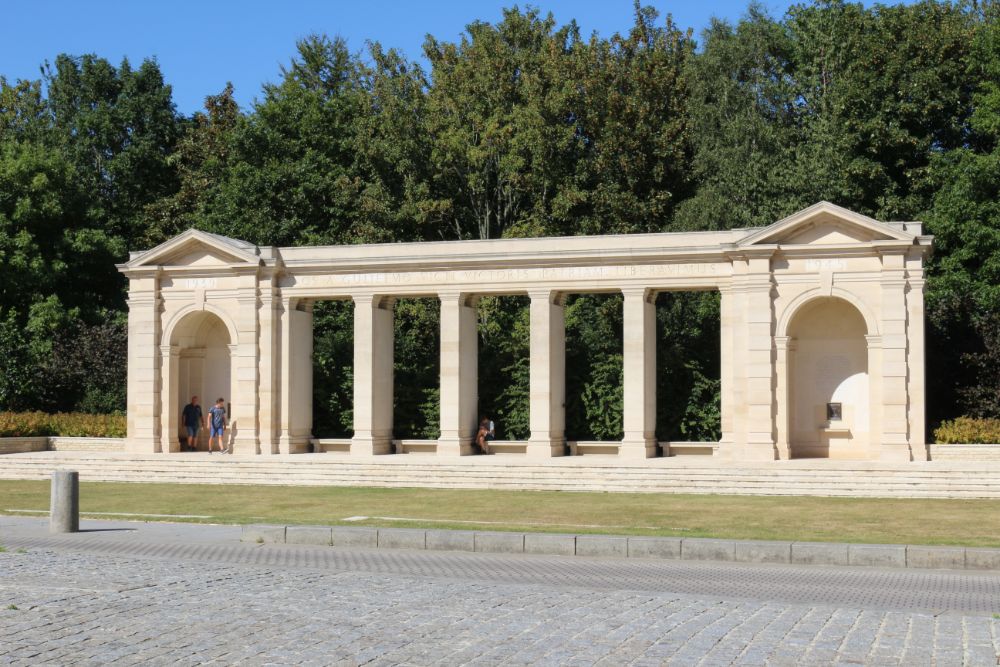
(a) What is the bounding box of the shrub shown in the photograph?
[0,412,126,438]
[933,417,1000,444]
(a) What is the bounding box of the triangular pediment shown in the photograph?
[124,229,260,268]
[738,202,915,247]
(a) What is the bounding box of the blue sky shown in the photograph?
[3,1,796,115]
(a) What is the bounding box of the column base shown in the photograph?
[526,439,565,459]
[276,436,311,455]
[351,436,394,456]
[879,443,914,462]
[126,438,159,454]
[734,441,778,461]
[232,436,259,456]
[620,439,657,459]
[437,438,474,456]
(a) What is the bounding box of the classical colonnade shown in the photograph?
[120,202,932,462]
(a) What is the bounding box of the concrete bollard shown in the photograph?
[49,470,79,533]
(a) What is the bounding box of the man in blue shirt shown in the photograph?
[208,398,229,454]
[181,396,204,452]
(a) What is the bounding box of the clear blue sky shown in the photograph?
[3,0,796,115]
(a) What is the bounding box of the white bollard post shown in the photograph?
[49,470,79,533]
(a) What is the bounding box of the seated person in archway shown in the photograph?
[181,396,203,452]
[208,398,229,454]
[476,418,492,455]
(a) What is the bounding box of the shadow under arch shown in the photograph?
[165,309,234,452]
[785,296,872,459]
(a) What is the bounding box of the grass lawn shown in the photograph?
[1,480,999,547]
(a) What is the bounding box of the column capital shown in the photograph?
[438,291,479,308]
[865,334,882,349]
[352,294,395,310]
[159,344,179,357]
[621,287,656,304]
[528,289,566,306]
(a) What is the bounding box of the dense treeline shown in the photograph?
[1,1,998,440]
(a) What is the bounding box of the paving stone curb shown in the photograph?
[240,524,1000,572]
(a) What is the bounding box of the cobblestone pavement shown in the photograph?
[1,519,1000,665]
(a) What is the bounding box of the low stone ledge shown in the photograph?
[848,543,906,568]
[735,540,791,565]
[906,545,966,570]
[524,533,576,556]
[378,528,426,550]
[576,535,628,558]
[627,536,682,560]
[426,529,475,552]
[791,542,849,566]
[241,524,286,544]
[285,525,333,546]
[332,526,377,549]
[474,531,524,554]
[48,437,126,452]
[0,437,49,455]
[682,538,736,562]
[929,443,1000,461]
[963,548,1000,571]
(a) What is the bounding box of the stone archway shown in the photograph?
[167,311,233,452]
[787,297,871,459]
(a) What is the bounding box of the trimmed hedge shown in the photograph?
[933,417,1000,445]
[0,412,126,438]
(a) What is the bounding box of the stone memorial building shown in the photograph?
[119,202,931,462]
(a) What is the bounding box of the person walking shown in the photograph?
[181,396,203,452]
[207,398,229,454]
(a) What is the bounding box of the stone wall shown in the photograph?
[0,437,126,454]
[0,437,49,454]
[929,444,1000,461]
[48,437,126,452]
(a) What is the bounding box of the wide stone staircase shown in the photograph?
[3,451,1000,498]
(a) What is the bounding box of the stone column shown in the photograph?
[125,274,161,454]
[742,252,778,460]
[774,336,793,459]
[438,292,478,457]
[278,298,314,454]
[878,251,912,461]
[621,288,656,459]
[159,344,180,453]
[527,289,565,458]
[258,277,280,454]
[352,295,395,455]
[907,274,928,460]
[718,285,735,456]
[231,286,261,456]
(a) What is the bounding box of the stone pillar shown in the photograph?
[774,336,793,459]
[718,286,735,456]
[159,344,180,453]
[278,298,314,454]
[621,288,656,459]
[907,275,928,460]
[878,252,912,461]
[258,277,280,454]
[231,286,261,456]
[125,275,161,453]
[438,292,478,457]
[742,252,778,460]
[352,295,395,455]
[527,289,565,458]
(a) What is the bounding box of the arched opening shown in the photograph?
[170,311,232,452]
[787,297,870,459]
